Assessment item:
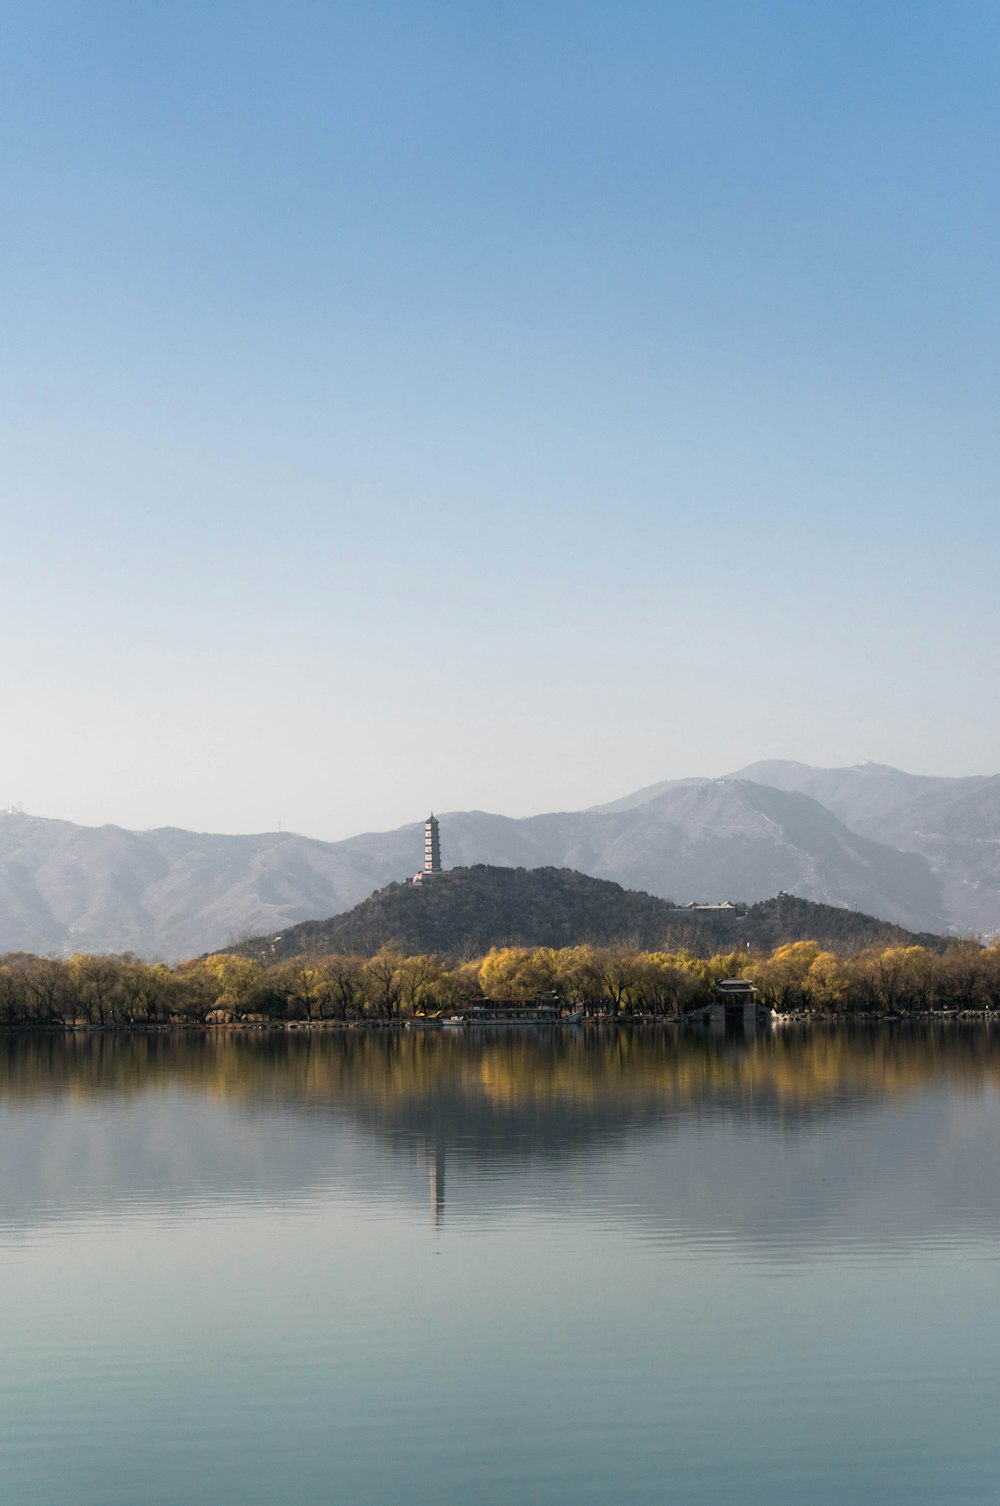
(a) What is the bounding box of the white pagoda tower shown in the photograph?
[414,814,442,882]
[423,813,441,874]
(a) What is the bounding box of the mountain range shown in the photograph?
[0,759,997,958]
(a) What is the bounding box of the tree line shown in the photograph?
[0,938,999,1026]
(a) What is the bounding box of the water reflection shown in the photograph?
[7,1019,1000,1115]
[4,1027,1000,1506]
[2,1024,1000,1252]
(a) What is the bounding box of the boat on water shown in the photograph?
[441,998,584,1028]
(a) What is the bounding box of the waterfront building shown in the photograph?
[710,978,759,1012]
[686,977,764,1032]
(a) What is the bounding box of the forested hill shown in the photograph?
[230,866,944,962]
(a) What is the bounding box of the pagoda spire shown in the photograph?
[423,813,441,874]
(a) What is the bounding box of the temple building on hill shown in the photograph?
[424,813,441,873]
[672,900,740,914]
[413,814,442,883]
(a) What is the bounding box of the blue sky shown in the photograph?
[2,1,998,837]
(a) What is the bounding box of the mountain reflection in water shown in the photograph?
[3,1024,1000,1252]
[4,1026,1000,1506]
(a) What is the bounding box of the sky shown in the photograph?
[2,0,999,839]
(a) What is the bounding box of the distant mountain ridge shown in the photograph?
[722,762,1000,936]
[0,758,997,958]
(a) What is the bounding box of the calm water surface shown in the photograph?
[2,1024,999,1505]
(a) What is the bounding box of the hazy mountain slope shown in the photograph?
[0,775,955,959]
[888,775,1000,936]
[726,760,992,838]
[0,814,363,958]
[0,810,568,958]
[602,761,1000,936]
[358,785,943,933]
[588,776,710,814]
[513,781,943,931]
[334,810,558,874]
[723,762,1000,935]
[234,867,942,962]
[283,781,944,936]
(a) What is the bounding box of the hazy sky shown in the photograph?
[3,1,999,839]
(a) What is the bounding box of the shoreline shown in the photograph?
[0,1009,997,1034]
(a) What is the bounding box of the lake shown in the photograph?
[2,1023,999,1505]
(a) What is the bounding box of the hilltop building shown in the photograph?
[413,814,442,883]
[670,900,741,914]
[424,814,441,873]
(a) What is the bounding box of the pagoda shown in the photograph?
[414,814,442,882]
